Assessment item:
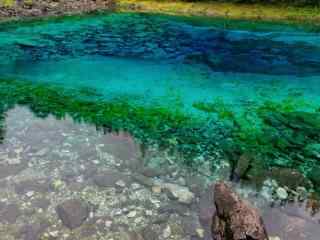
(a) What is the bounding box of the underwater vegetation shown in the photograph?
[0,78,320,193]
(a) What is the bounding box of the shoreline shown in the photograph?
[0,0,320,26]
[116,0,320,25]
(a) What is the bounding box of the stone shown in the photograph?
[268,237,281,240]
[19,220,50,240]
[163,183,194,204]
[56,199,89,229]
[93,170,130,188]
[212,182,268,240]
[127,211,137,218]
[133,174,154,187]
[0,163,27,179]
[268,168,312,190]
[15,179,50,194]
[162,225,172,238]
[152,185,162,194]
[233,153,253,180]
[263,205,320,240]
[276,187,288,200]
[142,225,158,240]
[0,203,21,224]
[141,167,164,177]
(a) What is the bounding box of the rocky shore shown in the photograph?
[0,106,319,240]
[0,0,115,19]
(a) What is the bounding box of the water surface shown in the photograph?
[0,12,320,240]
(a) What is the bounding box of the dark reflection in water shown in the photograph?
[1,13,320,76]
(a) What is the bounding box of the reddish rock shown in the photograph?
[212,182,268,240]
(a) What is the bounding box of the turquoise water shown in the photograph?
[0,13,320,112]
[0,12,320,240]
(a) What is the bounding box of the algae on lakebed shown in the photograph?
[1,78,320,193]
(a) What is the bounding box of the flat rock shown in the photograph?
[56,199,89,229]
[263,205,320,240]
[0,203,21,224]
[212,182,268,240]
[0,163,27,179]
[163,183,194,205]
[19,220,50,240]
[93,170,130,188]
[15,179,50,194]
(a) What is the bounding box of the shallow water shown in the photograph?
[0,12,320,240]
[0,106,319,240]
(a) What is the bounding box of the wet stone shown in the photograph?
[19,220,50,240]
[163,183,195,205]
[141,167,165,178]
[158,202,190,216]
[92,170,131,188]
[0,163,27,179]
[132,174,154,187]
[0,203,21,224]
[15,179,51,194]
[56,199,89,229]
[31,198,51,211]
[141,225,158,240]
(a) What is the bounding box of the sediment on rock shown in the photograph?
[212,182,268,240]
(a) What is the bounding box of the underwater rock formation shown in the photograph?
[212,182,268,240]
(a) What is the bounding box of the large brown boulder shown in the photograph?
[212,182,268,240]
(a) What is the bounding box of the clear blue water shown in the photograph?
[0,12,320,240]
[0,13,320,112]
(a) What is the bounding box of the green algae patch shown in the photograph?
[0,78,220,167]
[1,78,320,193]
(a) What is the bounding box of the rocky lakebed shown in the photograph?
[0,107,319,240]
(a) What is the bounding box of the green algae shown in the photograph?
[0,78,220,168]
[0,77,320,191]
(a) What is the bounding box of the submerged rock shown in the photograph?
[56,199,89,229]
[93,170,131,188]
[212,182,268,240]
[0,203,21,224]
[163,183,194,205]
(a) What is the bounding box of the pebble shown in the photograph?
[269,237,281,240]
[7,158,21,165]
[128,211,137,218]
[49,231,59,237]
[135,217,143,224]
[105,220,113,228]
[152,185,162,194]
[196,228,205,238]
[276,187,288,200]
[146,210,153,216]
[162,225,171,238]
[26,191,34,198]
[163,183,194,204]
[116,180,126,188]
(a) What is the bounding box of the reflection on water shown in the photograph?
[0,106,319,239]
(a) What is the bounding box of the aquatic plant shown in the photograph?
[0,78,222,169]
[194,94,320,188]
